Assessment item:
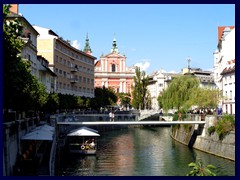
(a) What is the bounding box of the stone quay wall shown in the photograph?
[170,115,235,161]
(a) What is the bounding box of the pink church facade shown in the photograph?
[94,36,135,94]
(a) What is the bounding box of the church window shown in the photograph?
[112,64,116,72]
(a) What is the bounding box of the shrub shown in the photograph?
[184,124,193,132]
[215,115,235,140]
[186,160,216,176]
[208,126,216,135]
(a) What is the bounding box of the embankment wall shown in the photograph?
[170,116,235,161]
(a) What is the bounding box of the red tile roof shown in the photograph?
[218,26,235,43]
[221,65,235,75]
[95,60,101,67]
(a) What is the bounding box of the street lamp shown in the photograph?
[186,57,191,74]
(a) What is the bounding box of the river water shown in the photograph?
[59,127,235,176]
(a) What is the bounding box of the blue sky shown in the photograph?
[19,4,235,74]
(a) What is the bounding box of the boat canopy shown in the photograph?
[67,127,100,137]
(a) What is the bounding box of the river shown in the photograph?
[59,126,235,176]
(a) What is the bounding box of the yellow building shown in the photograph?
[34,26,96,97]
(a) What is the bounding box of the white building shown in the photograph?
[213,26,235,114]
[37,55,57,93]
[8,4,39,77]
[147,68,216,111]
[9,4,57,93]
[147,70,180,110]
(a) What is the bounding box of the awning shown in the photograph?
[21,124,54,141]
[67,127,100,137]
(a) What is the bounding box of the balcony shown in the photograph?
[70,65,78,72]
[70,78,78,83]
[70,67,78,72]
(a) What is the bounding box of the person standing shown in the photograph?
[178,112,182,121]
[109,111,113,121]
[112,112,115,121]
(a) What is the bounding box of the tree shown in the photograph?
[187,87,221,109]
[159,75,200,113]
[117,92,131,107]
[42,92,60,113]
[132,66,149,110]
[3,4,47,112]
[93,86,118,109]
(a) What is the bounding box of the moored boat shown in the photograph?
[67,127,100,155]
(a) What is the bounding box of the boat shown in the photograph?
[67,127,100,155]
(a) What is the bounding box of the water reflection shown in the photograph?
[60,127,235,176]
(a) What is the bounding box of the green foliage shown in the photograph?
[208,126,216,135]
[76,96,85,108]
[184,124,193,132]
[159,75,200,113]
[132,66,149,110]
[58,93,78,110]
[3,4,48,112]
[207,115,235,140]
[92,87,118,109]
[172,113,179,121]
[187,160,216,176]
[42,92,60,112]
[215,115,235,140]
[158,75,221,113]
[188,87,220,109]
[117,92,131,107]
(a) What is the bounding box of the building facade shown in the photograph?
[34,26,96,98]
[147,70,181,110]
[147,67,216,111]
[9,4,39,77]
[8,4,57,93]
[182,67,217,89]
[94,36,135,95]
[213,26,235,114]
[37,55,57,93]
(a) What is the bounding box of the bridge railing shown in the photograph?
[55,113,139,123]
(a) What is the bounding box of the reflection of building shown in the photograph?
[94,36,135,94]
[213,26,235,114]
[34,26,96,97]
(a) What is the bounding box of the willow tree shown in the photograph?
[187,87,221,109]
[132,66,149,110]
[159,75,200,113]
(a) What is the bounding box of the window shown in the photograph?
[112,64,116,72]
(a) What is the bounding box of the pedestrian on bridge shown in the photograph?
[178,112,182,121]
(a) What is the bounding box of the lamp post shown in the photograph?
[186,57,191,74]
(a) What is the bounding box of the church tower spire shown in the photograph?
[111,33,119,53]
[83,33,92,55]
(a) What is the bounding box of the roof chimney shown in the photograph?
[10,4,19,14]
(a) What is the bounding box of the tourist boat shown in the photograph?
[67,127,100,155]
